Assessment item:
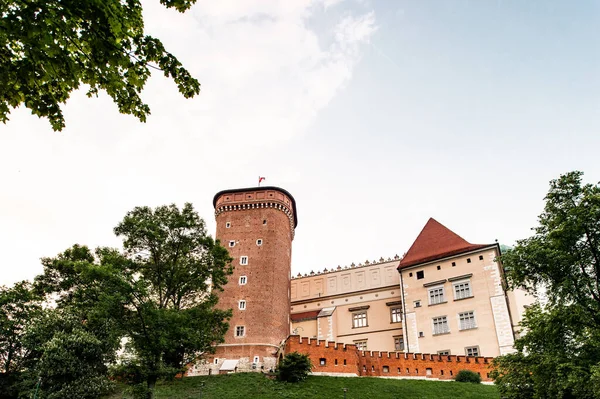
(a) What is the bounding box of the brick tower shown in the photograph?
[202,186,297,374]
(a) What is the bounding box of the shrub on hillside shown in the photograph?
[455,370,482,383]
[277,352,312,383]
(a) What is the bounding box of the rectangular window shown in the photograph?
[352,311,368,328]
[465,346,479,357]
[229,240,235,247]
[414,300,421,308]
[416,270,424,279]
[453,281,472,299]
[226,222,231,228]
[459,311,476,330]
[432,316,449,335]
[239,276,247,285]
[235,326,245,337]
[394,336,404,351]
[253,356,259,364]
[354,340,367,350]
[438,350,451,355]
[238,300,246,310]
[391,307,402,323]
[428,287,446,305]
[240,256,248,265]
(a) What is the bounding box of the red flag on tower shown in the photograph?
[258,176,266,186]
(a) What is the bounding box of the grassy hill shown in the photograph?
[108,373,500,399]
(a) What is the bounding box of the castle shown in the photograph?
[187,186,532,380]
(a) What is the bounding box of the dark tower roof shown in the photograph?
[399,218,490,269]
[213,186,298,227]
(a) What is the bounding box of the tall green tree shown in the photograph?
[0,281,41,398]
[493,171,600,399]
[35,203,233,398]
[0,0,201,131]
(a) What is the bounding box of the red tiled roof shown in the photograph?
[398,218,491,269]
[290,310,320,322]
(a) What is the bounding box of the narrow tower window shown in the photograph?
[238,300,246,310]
[240,256,248,265]
[226,222,231,228]
[239,276,247,285]
[256,239,263,246]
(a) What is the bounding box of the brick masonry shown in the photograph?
[285,335,495,381]
[197,188,296,375]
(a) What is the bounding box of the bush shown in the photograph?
[455,370,482,383]
[277,352,312,383]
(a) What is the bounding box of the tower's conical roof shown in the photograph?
[399,218,490,268]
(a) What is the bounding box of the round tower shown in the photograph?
[210,186,297,373]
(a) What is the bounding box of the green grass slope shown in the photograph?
[108,373,500,399]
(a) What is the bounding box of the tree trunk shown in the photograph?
[146,375,158,399]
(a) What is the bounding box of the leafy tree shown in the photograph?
[0,281,41,398]
[277,352,312,383]
[1,0,201,131]
[35,203,233,398]
[493,171,600,399]
[18,310,116,399]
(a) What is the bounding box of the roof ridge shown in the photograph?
[399,218,491,268]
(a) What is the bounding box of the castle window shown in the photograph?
[437,265,441,270]
[453,280,472,300]
[352,311,368,328]
[419,331,424,337]
[263,219,267,225]
[438,350,450,355]
[428,286,446,305]
[226,222,231,228]
[239,276,247,285]
[383,366,389,373]
[432,316,449,335]
[238,300,246,310]
[394,336,404,351]
[343,359,347,365]
[452,262,456,267]
[414,300,421,308]
[229,240,235,247]
[466,258,471,263]
[240,256,248,265]
[319,358,326,366]
[214,358,219,364]
[459,311,477,330]
[354,340,367,350]
[416,270,424,279]
[390,307,402,323]
[235,326,245,337]
[479,255,484,260]
[256,239,263,246]
[253,356,259,364]
[465,346,480,357]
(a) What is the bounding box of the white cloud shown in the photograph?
[0,0,377,285]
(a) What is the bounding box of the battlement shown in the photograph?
[285,335,495,381]
[292,255,402,279]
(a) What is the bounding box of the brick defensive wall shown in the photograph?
[285,335,495,381]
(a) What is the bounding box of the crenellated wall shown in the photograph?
[285,335,495,381]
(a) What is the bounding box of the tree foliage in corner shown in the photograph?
[0,281,41,398]
[34,203,233,398]
[0,0,201,131]
[277,352,312,383]
[492,171,600,399]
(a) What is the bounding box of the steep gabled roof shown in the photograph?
[399,218,491,269]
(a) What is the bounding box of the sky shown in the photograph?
[1,0,599,285]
